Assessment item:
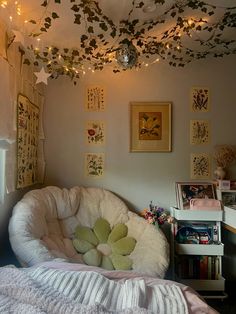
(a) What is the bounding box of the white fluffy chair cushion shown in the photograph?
[9,186,169,277]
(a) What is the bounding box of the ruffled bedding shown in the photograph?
[0,261,218,314]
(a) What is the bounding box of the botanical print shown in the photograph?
[86,121,105,145]
[17,94,39,188]
[85,86,105,111]
[190,120,210,145]
[191,153,211,179]
[85,153,104,177]
[191,87,210,112]
[139,112,162,140]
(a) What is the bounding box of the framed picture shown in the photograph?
[130,102,171,152]
[176,182,215,209]
[217,189,236,207]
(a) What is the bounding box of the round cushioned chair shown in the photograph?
[9,186,169,277]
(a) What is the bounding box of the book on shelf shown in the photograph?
[176,255,220,280]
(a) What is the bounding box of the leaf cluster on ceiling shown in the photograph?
[21,0,236,84]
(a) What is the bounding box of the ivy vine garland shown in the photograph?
[20,0,236,84]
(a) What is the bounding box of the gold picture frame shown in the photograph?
[130,102,172,152]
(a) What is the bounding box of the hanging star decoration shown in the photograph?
[34,67,51,85]
[12,30,25,46]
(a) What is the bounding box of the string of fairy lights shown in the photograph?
[0,0,236,84]
[0,0,165,79]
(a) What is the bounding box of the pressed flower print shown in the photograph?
[85,153,104,177]
[191,153,211,179]
[190,120,210,145]
[139,112,162,140]
[85,85,105,111]
[191,87,210,112]
[86,121,105,145]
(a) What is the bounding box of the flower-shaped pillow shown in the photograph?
[72,218,136,270]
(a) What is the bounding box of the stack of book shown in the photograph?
[175,255,220,280]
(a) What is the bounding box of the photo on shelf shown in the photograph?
[175,182,216,209]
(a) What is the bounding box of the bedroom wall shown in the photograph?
[43,54,236,280]
[44,55,236,210]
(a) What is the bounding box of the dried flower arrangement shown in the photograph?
[213,145,236,169]
[141,201,173,226]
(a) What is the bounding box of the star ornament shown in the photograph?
[34,67,51,85]
[12,30,25,46]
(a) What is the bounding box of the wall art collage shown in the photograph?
[190,87,211,179]
[84,85,106,177]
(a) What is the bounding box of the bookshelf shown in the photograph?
[170,207,227,299]
[216,188,236,233]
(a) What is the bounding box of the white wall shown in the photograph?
[44,55,236,211]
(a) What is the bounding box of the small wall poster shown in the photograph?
[190,87,210,112]
[191,153,211,179]
[85,153,104,177]
[16,94,39,188]
[86,121,105,145]
[190,120,210,145]
[85,85,105,111]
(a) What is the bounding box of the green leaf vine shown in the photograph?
[21,0,236,84]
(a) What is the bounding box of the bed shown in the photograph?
[5,186,219,313]
[0,260,218,313]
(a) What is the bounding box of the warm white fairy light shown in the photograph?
[1,1,8,8]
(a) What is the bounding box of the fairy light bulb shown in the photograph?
[1,1,8,8]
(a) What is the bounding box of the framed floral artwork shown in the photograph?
[190,87,210,112]
[130,102,172,152]
[190,120,210,145]
[190,153,211,179]
[176,181,215,209]
[85,153,104,177]
[85,85,105,111]
[86,121,105,145]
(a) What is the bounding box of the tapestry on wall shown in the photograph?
[16,94,39,189]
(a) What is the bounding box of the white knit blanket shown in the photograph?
[0,265,188,314]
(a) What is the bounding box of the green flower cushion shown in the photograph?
[73,218,136,270]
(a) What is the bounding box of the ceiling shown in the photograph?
[1,0,236,82]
